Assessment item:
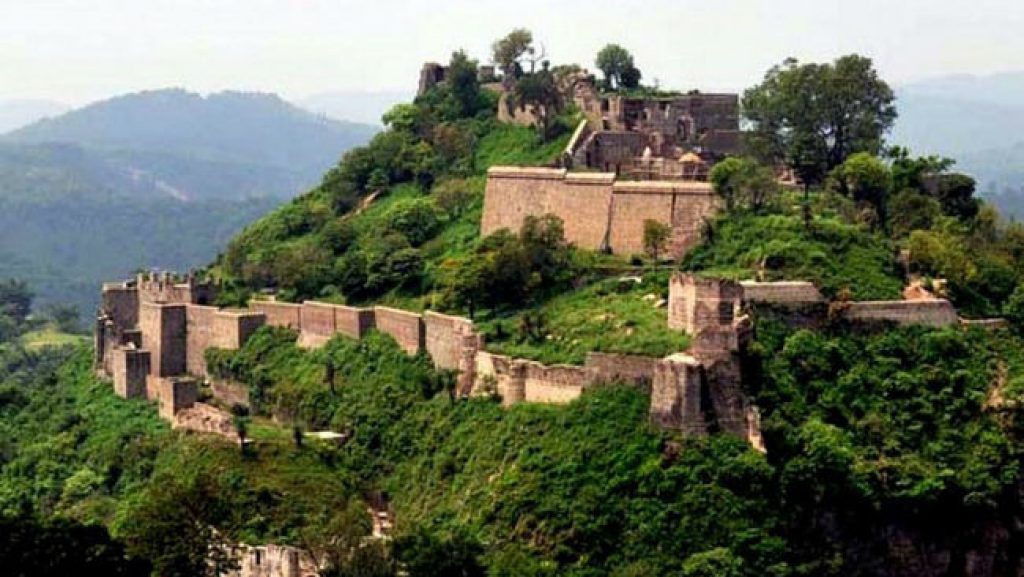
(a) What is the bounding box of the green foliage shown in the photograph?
[479,271,689,364]
[830,152,892,227]
[491,28,534,79]
[437,214,575,317]
[743,55,896,186]
[683,211,903,300]
[642,219,671,262]
[709,157,779,212]
[0,515,150,576]
[595,44,642,90]
[1005,284,1024,334]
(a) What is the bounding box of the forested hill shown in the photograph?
[0,90,377,316]
[4,89,379,201]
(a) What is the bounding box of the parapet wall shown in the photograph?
[374,306,425,355]
[482,167,716,259]
[841,300,959,327]
[251,301,301,330]
[298,301,337,347]
[740,281,824,305]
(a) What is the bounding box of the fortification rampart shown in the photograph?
[740,281,824,305]
[482,166,717,259]
[97,268,976,449]
[373,306,425,355]
[251,301,302,330]
[841,300,959,327]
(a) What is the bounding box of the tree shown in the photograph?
[709,157,779,212]
[116,470,238,577]
[491,28,534,80]
[0,279,32,325]
[1005,284,1024,335]
[831,152,892,228]
[888,189,942,238]
[595,44,640,90]
[933,173,980,221]
[743,55,896,183]
[508,61,564,139]
[643,219,671,263]
[446,50,482,119]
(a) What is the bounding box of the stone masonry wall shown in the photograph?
[584,352,659,388]
[482,166,716,260]
[298,302,337,348]
[112,348,150,399]
[101,283,139,330]
[140,302,187,378]
[423,311,476,370]
[186,305,218,376]
[608,181,719,259]
[842,300,959,327]
[251,301,302,330]
[740,281,824,305]
[373,306,424,355]
[335,305,376,340]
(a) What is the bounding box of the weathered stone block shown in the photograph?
[112,347,150,399]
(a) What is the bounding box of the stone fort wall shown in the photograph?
[482,166,718,260]
[98,270,969,449]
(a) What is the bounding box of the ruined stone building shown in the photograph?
[566,76,741,180]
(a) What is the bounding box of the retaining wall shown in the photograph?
[335,305,375,340]
[481,167,716,259]
[842,300,959,327]
[298,302,337,348]
[251,301,301,330]
[584,352,659,387]
[740,281,824,304]
[373,306,425,355]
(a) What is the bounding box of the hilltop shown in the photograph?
[2,31,1024,577]
[4,89,379,201]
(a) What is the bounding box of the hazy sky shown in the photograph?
[3,0,1024,105]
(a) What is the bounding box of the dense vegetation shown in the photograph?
[3,30,1024,577]
[0,90,376,318]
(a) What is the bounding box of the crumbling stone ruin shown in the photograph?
[481,166,719,260]
[566,77,741,180]
[224,544,317,577]
[652,274,760,445]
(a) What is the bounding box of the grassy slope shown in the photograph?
[478,270,689,365]
[683,210,904,300]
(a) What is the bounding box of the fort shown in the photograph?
[95,270,966,451]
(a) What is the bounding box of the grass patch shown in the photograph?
[683,210,904,300]
[478,270,689,365]
[20,328,88,350]
[474,122,571,170]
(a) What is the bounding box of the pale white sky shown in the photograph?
[2,0,1023,105]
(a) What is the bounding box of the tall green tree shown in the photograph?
[491,29,534,80]
[595,44,641,90]
[831,152,892,228]
[743,55,897,188]
[508,61,564,138]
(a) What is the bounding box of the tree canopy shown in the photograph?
[595,44,642,90]
[743,55,897,188]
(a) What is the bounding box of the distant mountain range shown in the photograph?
[891,72,1024,218]
[0,89,377,316]
[0,98,68,133]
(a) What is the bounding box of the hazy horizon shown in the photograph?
[4,0,1024,107]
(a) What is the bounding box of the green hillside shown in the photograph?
[2,37,1024,577]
